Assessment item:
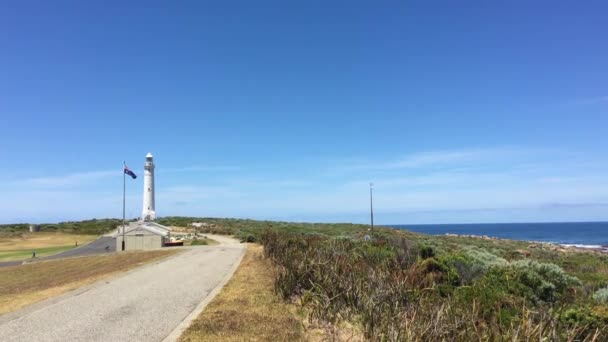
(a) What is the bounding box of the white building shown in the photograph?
[142,152,156,221]
[114,152,172,250]
[115,222,170,250]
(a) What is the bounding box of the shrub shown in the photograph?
[509,260,581,302]
[191,239,208,246]
[465,246,507,269]
[593,287,608,304]
[419,245,435,259]
[260,230,603,341]
[354,243,395,265]
[444,254,476,285]
[388,236,418,268]
[440,248,507,285]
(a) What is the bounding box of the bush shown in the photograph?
[260,230,603,341]
[509,260,581,302]
[593,287,608,304]
[465,246,507,269]
[440,248,507,285]
[412,257,460,288]
[419,245,435,259]
[561,305,608,329]
[191,239,208,246]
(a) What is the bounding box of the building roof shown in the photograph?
[114,221,170,237]
[145,222,170,232]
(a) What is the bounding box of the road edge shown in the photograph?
[0,249,187,324]
[161,243,246,342]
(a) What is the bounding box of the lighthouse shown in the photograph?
[142,152,156,221]
[115,152,172,250]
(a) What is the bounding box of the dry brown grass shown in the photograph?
[179,244,305,342]
[0,249,179,315]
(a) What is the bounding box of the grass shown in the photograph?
[0,249,179,315]
[0,245,75,261]
[187,237,220,246]
[0,232,98,261]
[179,244,305,342]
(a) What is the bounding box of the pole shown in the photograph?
[122,161,126,251]
[370,183,374,237]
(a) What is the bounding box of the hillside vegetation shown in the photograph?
[264,231,608,340]
[0,219,124,235]
[161,217,608,340]
[3,216,608,339]
[156,216,399,240]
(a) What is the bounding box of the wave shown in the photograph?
[559,243,607,249]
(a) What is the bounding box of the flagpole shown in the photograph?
[122,161,126,251]
[370,183,374,237]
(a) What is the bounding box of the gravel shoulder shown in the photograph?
[0,237,245,342]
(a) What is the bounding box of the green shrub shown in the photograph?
[191,239,208,246]
[508,260,581,302]
[355,244,395,265]
[593,287,608,304]
[0,224,29,232]
[440,248,507,285]
[442,254,482,286]
[419,245,435,259]
[260,229,604,340]
[560,306,597,325]
[454,268,522,322]
[560,306,608,328]
[465,246,507,269]
[413,257,460,288]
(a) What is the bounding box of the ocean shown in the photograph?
[390,222,608,248]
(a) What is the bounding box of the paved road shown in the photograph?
[0,236,116,268]
[46,236,116,260]
[0,240,245,342]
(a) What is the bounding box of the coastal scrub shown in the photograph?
[261,229,608,341]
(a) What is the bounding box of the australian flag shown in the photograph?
[124,165,137,179]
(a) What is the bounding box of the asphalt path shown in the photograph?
[0,236,116,268]
[0,237,245,342]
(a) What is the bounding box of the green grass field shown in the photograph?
[0,245,77,262]
[0,232,98,262]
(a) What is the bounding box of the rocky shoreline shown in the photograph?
[442,233,608,254]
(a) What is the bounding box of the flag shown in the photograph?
[124,165,137,179]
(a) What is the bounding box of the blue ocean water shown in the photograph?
[390,222,608,247]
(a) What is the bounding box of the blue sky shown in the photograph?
[0,1,606,224]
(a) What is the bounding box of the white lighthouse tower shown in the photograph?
[142,152,156,221]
